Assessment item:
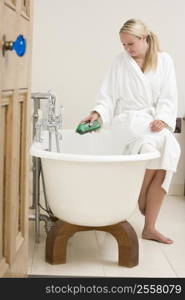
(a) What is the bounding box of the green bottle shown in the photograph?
[76,120,101,135]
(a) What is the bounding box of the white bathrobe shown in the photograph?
[93,51,181,192]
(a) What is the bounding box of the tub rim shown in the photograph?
[30,142,160,163]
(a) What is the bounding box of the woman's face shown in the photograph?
[119,32,147,58]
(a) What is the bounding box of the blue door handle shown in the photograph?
[2,34,26,57]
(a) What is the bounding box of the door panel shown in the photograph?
[2,5,17,90]
[0,0,33,277]
[0,99,9,276]
[2,3,31,90]
[21,0,30,19]
[4,0,16,11]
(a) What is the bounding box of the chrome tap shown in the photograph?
[34,119,43,143]
[43,91,63,152]
[32,90,63,152]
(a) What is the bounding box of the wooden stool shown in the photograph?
[45,220,139,267]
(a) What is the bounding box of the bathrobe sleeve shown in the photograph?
[155,53,178,132]
[92,55,120,126]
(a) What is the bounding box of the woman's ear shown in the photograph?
[142,35,147,41]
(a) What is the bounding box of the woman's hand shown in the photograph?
[150,120,166,132]
[80,111,100,124]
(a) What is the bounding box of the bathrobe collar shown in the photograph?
[122,51,154,107]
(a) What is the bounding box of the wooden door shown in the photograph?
[0,0,33,277]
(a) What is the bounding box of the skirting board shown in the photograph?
[168,184,184,196]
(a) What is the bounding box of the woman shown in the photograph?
[80,19,180,244]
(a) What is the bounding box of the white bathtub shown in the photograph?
[30,129,160,227]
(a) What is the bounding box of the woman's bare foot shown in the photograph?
[142,229,173,244]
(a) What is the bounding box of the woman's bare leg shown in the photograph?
[138,169,157,215]
[142,170,173,244]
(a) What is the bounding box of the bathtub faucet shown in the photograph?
[34,90,63,152]
[43,92,63,152]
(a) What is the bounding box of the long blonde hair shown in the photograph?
[119,19,160,72]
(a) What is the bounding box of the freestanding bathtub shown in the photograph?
[31,129,160,226]
[30,128,160,267]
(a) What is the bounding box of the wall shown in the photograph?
[31,0,185,194]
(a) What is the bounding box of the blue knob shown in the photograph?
[2,34,26,57]
[12,35,26,57]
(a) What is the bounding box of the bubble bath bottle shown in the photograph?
[76,120,101,135]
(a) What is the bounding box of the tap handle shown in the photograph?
[58,105,64,128]
[48,90,56,103]
[34,119,43,142]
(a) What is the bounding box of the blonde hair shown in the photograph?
[119,19,160,72]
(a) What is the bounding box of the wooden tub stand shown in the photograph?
[45,220,139,268]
